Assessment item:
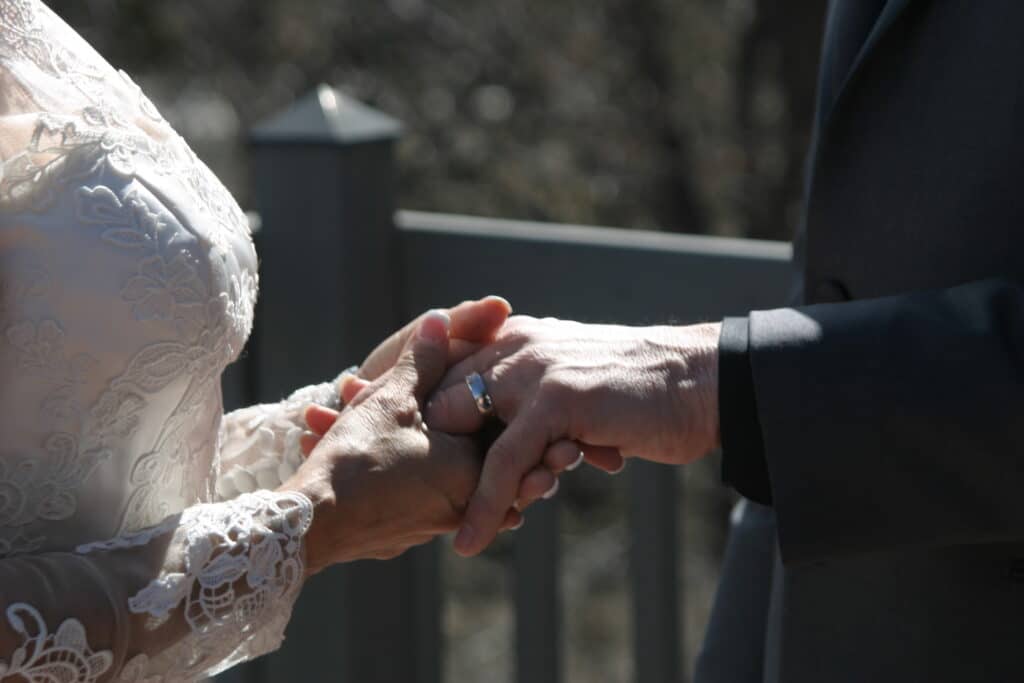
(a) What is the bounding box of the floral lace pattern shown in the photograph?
[79,491,312,681]
[127,491,311,630]
[0,0,258,550]
[0,1,335,679]
[216,378,343,500]
[0,172,249,546]
[0,603,113,683]
[0,491,311,683]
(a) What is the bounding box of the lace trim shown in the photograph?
[0,491,309,683]
[79,490,312,680]
[216,378,342,500]
[74,516,179,555]
[0,603,113,683]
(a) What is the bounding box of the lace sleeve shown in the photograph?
[0,489,312,683]
[215,372,351,501]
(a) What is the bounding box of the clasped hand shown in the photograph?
[424,315,722,556]
[280,298,566,574]
[280,299,721,574]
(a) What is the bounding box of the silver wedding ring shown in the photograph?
[465,372,495,416]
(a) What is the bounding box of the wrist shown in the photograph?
[278,472,338,577]
[658,322,721,458]
[280,451,382,574]
[696,322,722,451]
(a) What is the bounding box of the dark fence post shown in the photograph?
[514,500,561,683]
[396,210,792,683]
[629,461,680,683]
[240,84,440,683]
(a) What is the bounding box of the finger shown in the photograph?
[389,310,451,403]
[444,297,512,369]
[424,366,501,434]
[514,467,558,509]
[360,297,511,381]
[542,439,584,474]
[448,339,484,370]
[454,409,551,557]
[340,376,371,405]
[449,296,511,342]
[359,321,417,381]
[304,404,340,435]
[299,431,320,457]
[334,367,361,402]
[437,317,534,393]
[582,444,626,474]
[500,508,524,532]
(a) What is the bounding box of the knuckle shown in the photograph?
[503,316,534,339]
[378,391,418,424]
[483,363,515,414]
[538,372,572,401]
[569,374,603,402]
[518,345,544,365]
[390,357,416,383]
[519,346,555,377]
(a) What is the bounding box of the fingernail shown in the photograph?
[609,461,626,475]
[454,524,475,554]
[419,310,451,343]
[542,478,560,499]
[486,295,512,311]
[566,451,585,471]
[511,518,524,531]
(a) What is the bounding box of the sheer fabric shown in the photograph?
[0,1,338,679]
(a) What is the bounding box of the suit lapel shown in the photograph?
[824,0,918,126]
[799,0,921,293]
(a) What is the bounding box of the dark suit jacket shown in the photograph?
[696,1,1024,681]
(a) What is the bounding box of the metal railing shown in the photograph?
[217,84,792,683]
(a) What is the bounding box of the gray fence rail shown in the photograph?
[218,85,792,683]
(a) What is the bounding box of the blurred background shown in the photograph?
[46,1,826,680]
[50,0,825,241]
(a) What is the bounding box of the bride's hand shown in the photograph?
[280,312,511,573]
[306,295,579,512]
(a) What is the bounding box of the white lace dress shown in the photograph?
[0,1,340,680]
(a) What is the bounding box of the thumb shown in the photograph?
[390,310,451,403]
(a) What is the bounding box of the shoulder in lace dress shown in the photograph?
[0,2,339,680]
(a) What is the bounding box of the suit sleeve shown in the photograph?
[718,316,773,505]
[749,277,1024,565]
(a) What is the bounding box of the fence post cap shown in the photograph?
[251,84,402,146]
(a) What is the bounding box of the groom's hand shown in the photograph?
[424,315,722,557]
